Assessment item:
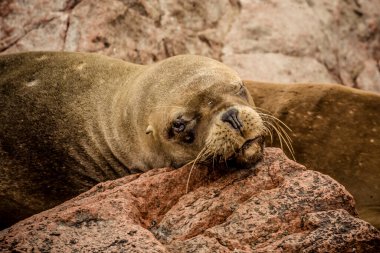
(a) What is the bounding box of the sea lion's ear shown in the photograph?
[145,125,154,134]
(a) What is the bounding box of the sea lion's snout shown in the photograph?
[200,105,266,169]
[221,108,243,134]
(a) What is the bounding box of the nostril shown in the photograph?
[221,108,243,130]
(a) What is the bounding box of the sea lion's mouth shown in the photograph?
[241,136,265,154]
[226,135,265,169]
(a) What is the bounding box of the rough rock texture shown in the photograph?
[222,0,380,91]
[0,0,240,63]
[1,0,380,91]
[1,148,379,252]
[245,81,380,229]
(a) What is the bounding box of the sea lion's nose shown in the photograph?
[221,108,243,132]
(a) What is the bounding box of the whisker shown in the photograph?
[262,124,273,144]
[265,120,284,150]
[212,150,217,170]
[228,141,237,156]
[258,112,292,132]
[275,124,295,155]
[265,120,295,160]
[263,116,295,157]
[153,105,184,110]
[223,143,229,169]
[255,108,295,160]
[254,106,278,116]
[185,145,209,194]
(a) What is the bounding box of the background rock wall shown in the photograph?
[1,0,380,92]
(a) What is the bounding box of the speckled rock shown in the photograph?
[245,81,380,229]
[1,148,379,252]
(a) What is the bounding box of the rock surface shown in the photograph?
[1,148,379,252]
[1,0,380,92]
[245,81,380,229]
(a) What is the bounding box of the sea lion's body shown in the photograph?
[0,53,143,227]
[0,52,265,228]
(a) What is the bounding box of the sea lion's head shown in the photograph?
[130,55,267,170]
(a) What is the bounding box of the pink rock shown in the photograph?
[1,0,380,91]
[1,0,239,63]
[356,59,380,92]
[245,81,380,228]
[222,53,337,84]
[1,148,379,252]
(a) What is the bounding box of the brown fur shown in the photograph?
[0,52,265,229]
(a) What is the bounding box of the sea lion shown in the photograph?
[0,52,266,229]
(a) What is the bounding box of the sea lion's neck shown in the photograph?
[90,66,150,174]
[68,64,146,179]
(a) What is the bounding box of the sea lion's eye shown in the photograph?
[172,119,186,132]
[236,84,248,100]
[169,116,196,144]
